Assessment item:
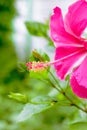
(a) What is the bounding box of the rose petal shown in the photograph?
[65,0,87,37]
[70,56,87,98]
[50,7,80,47]
[54,46,86,80]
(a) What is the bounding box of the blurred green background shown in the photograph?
[0,0,87,130]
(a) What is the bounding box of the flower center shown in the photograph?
[26,61,48,72]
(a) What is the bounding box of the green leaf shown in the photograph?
[25,21,48,38]
[29,69,48,79]
[18,104,51,122]
[31,50,50,62]
[42,52,50,61]
[17,62,27,72]
[17,96,53,122]
[48,40,54,46]
[32,50,44,61]
[69,122,87,130]
[8,92,28,104]
[31,95,53,103]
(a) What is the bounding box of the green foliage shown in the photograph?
[18,62,28,73]
[29,50,50,63]
[25,21,48,37]
[18,96,53,122]
[0,0,30,130]
[29,69,49,79]
[9,92,28,104]
[32,50,50,62]
[25,21,54,46]
[69,122,87,130]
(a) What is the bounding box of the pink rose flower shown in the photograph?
[50,0,87,98]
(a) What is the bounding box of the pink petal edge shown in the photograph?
[64,0,87,38]
[50,7,81,47]
[70,56,87,98]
